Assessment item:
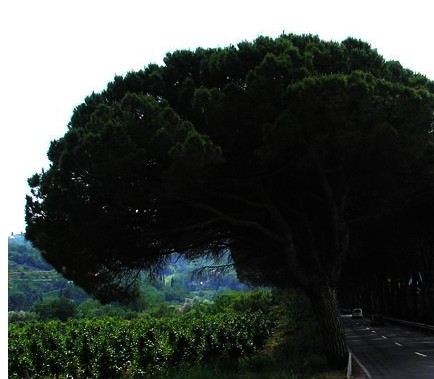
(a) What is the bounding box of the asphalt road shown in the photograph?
[343,316,434,378]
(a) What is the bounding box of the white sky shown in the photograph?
[2,0,434,237]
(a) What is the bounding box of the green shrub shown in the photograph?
[33,297,77,321]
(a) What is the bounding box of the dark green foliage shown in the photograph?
[25,33,434,299]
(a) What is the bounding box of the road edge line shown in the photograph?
[348,349,372,379]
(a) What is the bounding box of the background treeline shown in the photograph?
[339,194,434,324]
[8,234,248,320]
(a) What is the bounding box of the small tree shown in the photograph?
[26,34,434,367]
[33,297,77,321]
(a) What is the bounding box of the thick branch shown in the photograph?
[191,202,285,244]
[201,188,270,210]
[163,217,222,235]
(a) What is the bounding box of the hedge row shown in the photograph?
[9,311,273,378]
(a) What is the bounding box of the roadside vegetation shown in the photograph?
[9,289,347,378]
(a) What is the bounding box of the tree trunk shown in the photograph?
[308,282,348,368]
[411,271,419,321]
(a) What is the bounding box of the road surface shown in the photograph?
[343,316,434,378]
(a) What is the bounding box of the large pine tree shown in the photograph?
[26,34,434,367]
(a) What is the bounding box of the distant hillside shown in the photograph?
[9,233,53,271]
[8,234,88,311]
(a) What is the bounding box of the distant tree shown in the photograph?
[8,292,27,311]
[76,299,105,318]
[26,34,434,367]
[33,297,77,321]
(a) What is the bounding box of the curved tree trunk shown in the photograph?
[308,283,348,368]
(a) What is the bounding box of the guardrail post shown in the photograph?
[346,351,352,378]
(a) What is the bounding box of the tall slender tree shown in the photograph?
[26,34,434,367]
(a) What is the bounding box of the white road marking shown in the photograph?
[381,336,387,339]
[395,342,402,347]
[415,352,428,357]
[371,330,377,333]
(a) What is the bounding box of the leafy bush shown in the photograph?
[8,311,38,323]
[33,296,77,321]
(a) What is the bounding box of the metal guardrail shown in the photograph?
[347,350,372,379]
[383,316,434,332]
